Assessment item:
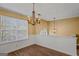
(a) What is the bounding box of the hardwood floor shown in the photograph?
[77,49,79,56]
[8,44,69,56]
[77,45,79,56]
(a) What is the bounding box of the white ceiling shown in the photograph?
[0,3,79,21]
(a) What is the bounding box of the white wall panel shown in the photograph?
[36,35,77,56]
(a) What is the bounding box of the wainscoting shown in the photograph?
[0,35,77,56]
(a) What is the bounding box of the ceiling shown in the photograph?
[0,3,79,21]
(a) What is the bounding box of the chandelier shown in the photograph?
[27,3,41,25]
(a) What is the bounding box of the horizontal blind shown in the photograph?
[0,16,28,44]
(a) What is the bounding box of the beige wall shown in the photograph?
[28,23,36,35]
[49,17,79,36]
[31,17,79,36]
[35,20,48,35]
[28,20,48,35]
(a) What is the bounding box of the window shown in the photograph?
[0,16,28,44]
